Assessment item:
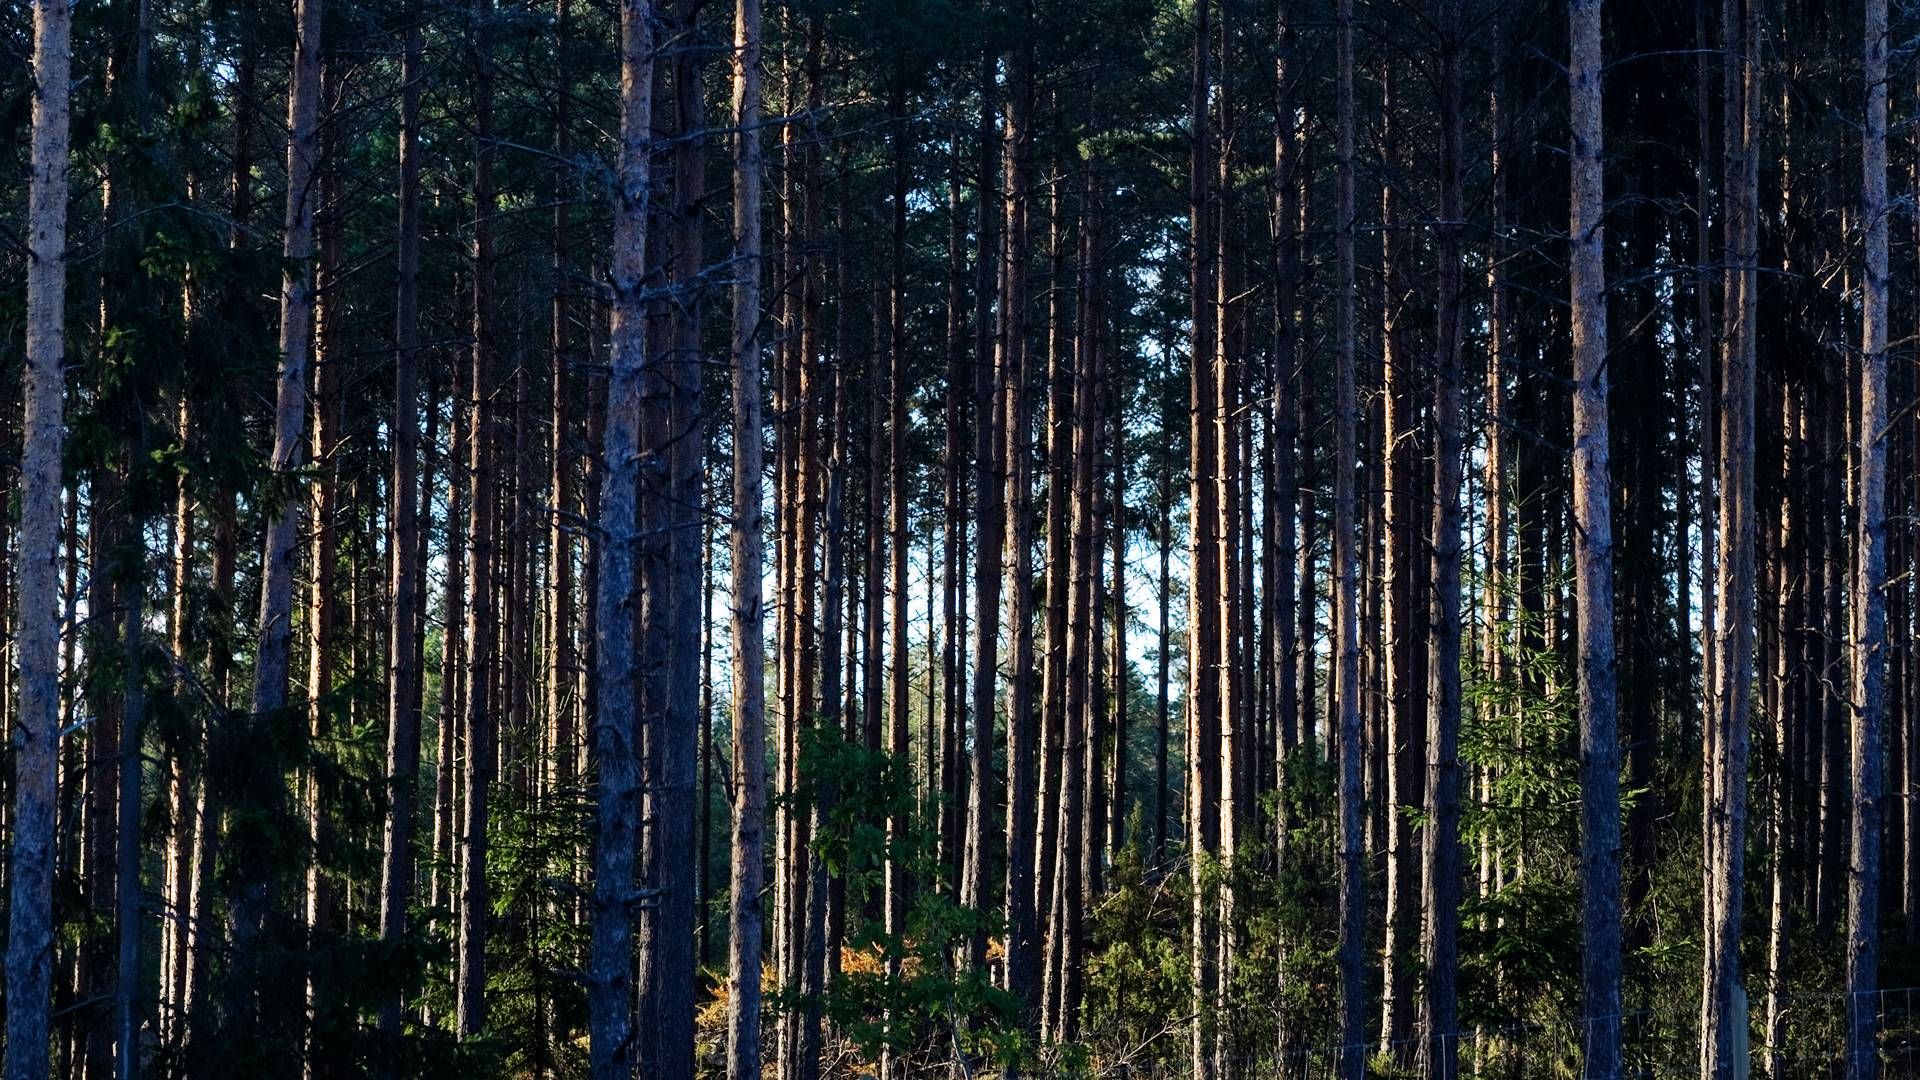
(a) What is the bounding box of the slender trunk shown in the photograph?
[435,351,470,929]
[547,0,577,803]
[1187,3,1221,1075]
[1420,6,1465,1072]
[456,0,498,1032]
[1038,169,1070,954]
[960,53,1003,974]
[1108,377,1128,859]
[1002,26,1042,1041]
[1847,2,1889,1074]
[1333,2,1365,1074]
[1270,4,1300,1064]
[1154,469,1172,872]
[724,0,766,1074]
[1704,1,1757,1074]
[882,90,912,1080]
[233,0,323,999]
[163,397,193,1046]
[376,18,425,1048]
[941,138,969,899]
[1377,76,1417,1060]
[305,143,345,1071]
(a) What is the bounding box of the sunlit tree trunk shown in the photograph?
[234,0,322,976]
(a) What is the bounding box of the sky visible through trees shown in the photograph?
[4,0,1920,1077]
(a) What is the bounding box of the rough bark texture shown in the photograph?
[725,0,766,1071]
[4,0,72,1070]
[1847,2,1888,1074]
[1002,23,1042,1041]
[1704,1,1757,1074]
[234,0,321,961]
[587,0,651,1073]
[1419,5,1465,1073]
[1569,1,1622,1074]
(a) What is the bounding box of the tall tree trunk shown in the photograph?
[632,5,709,1073]
[305,142,345,1071]
[1154,465,1172,872]
[724,0,766,1074]
[1270,1,1301,1067]
[375,17,425,1049]
[435,347,470,933]
[1333,1,1365,1074]
[960,51,1002,974]
[1108,374,1128,859]
[1187,3,1221,1076]
[1377,73,1418,1060]
[3,0,72,1067]
[940,139,969,899]
[456,0,498,1033]
[546,0,577,807]
[1419,5,1464,1072]
[1847,2,1889,1074]
[587,0,653,1072]
[1038,169,1071,960]
[1704,0,1757,1073]
[1002,22,1042,1044]
[225,0,321,1038]
[881,87,912,1080]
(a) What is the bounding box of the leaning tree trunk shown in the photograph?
[587,0,652,1073]
[1847,2,1888,1075]
[1569,1,1622,1074]
[4,0,73,1070]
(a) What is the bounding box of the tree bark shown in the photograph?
[587,0,653,1072]
[375,17,425,1049]
[1419,5,1464,1072]
[1333,2,1365,1074]
[1002,21,1042,1042]
[3,0,72,1067]
[960,51,1002,974]
[725,0,766,1073]
[456,0,498,1034]
[1187,3,1221,1076]
[232,0,322,997]
[1847,2,1888,1074]
[1704,1,1757,1074]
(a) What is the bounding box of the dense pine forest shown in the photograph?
[5,0,1920,1074]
